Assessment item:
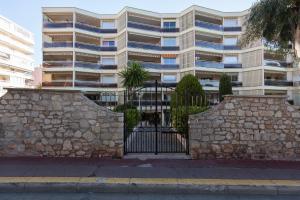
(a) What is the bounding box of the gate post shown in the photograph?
[123,90,127,155]
[155,80,158,155]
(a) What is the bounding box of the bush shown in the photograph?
[219,74,233,101]
[172,106,208,134]
[114,104,140,133]
[171,74,206,107]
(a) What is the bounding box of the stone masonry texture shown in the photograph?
[189,95,300,160]
[0,89,123,158]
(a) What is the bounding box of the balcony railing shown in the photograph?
[42,81,73,87]
[128,21,161,32]
[75,80,117,88]
[196,40,223,50]
[75,61,117,70]
[128,41,179,51]
[264,80,293,87]
[43,22,73,28]
[43,42,73,48]
[43,61,73,68]
[75,42,117,51]
[264,59,293,68]
[199,80,220,87]
[223,26,242,32]
[231,81,243,87]
[195,60,224,69]
[224,63,242,68]
[132,61,179,70]
[161,27,180,32]
[195,20,223,31]
[223,45,241,50]
[75,22,117,33]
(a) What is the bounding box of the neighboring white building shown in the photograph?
[42,6,300,104]
[0,15,34,96]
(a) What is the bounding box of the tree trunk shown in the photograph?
[295,25,300,58]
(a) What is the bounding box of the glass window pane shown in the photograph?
[223,19,238,27]
[224,37,238,45]
[163,58,176,64]
[163,37,176,46]
[224,56,238,63]
[163,75,176,82]
[163,21,176,28]
[102,75,115,83]
[102,21,115,29]
[102,41,115,46]
[102,57,115,65]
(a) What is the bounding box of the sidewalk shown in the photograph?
[0,157,300,195]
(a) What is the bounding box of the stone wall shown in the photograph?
[189,95,300,161]
[0,89,123,158]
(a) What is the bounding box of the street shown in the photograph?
[0,193,299,200]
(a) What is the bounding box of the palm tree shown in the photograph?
[118,61,149,98]
[242,0,300,58]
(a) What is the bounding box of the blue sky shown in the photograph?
[0,0,258,66]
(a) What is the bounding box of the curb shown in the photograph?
[0,177,299,195]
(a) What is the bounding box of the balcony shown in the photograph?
[128,41,179,51]
[43,61,73,68]
[128,21,161,32]
[43,22,73,28]
[231,81,243,87]
[223,45,241,50]
[134,61,179,70]
[161,27,180,32]
[75,61,117,70]
[224,63,242,68]
[42,81,72,87]
[264,80,293,87]
[74,80,117,88]
[196,40,223,50]
[199,80,219,87]
[43,42,73,48]
[264,59,293,68]
[196,60,224,69]
[75,42,117,51]
[75,23,117,34]
[195,20,223,31]
[223,27,242,32]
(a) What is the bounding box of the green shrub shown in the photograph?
[219,74,233,101]
[172,106,208,134]
[114,104,140,133]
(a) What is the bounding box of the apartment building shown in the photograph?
[42,6,300,105]
[0,15,35,96]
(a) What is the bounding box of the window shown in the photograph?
[163,75,177,82]
[101,57,115,65]
[224,37,238,45]
[101,75,115,83]
[102,41,115,47]
[224,56,238,64]
[163,58,176,65]
[163,21,176,29]
[223,19,238,27]
[101,21,115,29]
[163,37,177,46]
[226,73,238,81]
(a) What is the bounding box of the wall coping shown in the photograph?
[4,88,82,93]
[224,95,288,99]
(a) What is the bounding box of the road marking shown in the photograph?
[0,177,299,187]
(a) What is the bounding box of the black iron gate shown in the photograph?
[123,81,206,155]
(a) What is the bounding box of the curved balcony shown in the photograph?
[264,80,293,87]
[42,81,72,87]
[75,61,117,70]
[75,42,117,52]
[134,61,179,70]
[43,42,73,48]
[196,40,223,50]
[75,80,117,88]
[195,20,223,31]
[195,60,224,69]
[43,61,73,68]
[43,22,73,28]
[128,41,179,51]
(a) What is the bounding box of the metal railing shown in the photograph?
[75,61,117,70]
[43,42,73,48]
[130,61,179,70]
[195,60,224,69]
[128,41,179,51]
[264,59,293,68]
[44,22,117,33]
[223,26,242,32]
[264,80,293,87]
[128,21,161,32]
[195,20,223,31]
[43,61,73,68]
[43,22,73,28]
[196,40,223,50]
[75,80,117,88]
[74,42,117,51]
[224,63,242,68]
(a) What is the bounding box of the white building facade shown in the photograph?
[42,6,300,104]
[0,15,35,96]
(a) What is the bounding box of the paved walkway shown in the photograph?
[0,157,300,180]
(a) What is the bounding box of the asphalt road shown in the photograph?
[0,193,298,200]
